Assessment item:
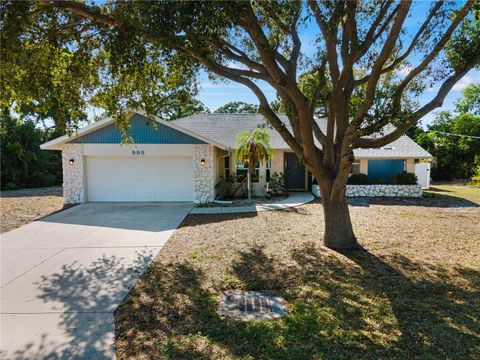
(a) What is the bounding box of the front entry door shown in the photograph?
[285,152,305,190]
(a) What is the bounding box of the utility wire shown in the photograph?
[429,130,480,139]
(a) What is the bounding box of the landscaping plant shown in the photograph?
[235,129,272,202]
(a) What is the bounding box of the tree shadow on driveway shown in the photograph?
[1,249,156,360]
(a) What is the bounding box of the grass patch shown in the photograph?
[0,186,64,233]
[115,185,480,359]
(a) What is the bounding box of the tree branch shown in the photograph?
[308,0,341,81]
[50,1,126,29]
[355,1,445,87]
[358,1,397,58]
[217,39,267,74]
[310,57,328,115]
[355,68,472,148]
[390,1,473,111]
[348,1,411,133]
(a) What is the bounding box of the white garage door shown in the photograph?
[86,156,193,202]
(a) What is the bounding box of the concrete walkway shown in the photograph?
[190,192,314,214]
[0,202,192,359]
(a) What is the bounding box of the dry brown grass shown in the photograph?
[115,185,480,359]
[0,187,64,233]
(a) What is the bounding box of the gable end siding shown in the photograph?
[69,114,205,144]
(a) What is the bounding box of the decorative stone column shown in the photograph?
[193,144,216,204]
[61,144,85,204]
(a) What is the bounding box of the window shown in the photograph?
[351,161,360,174]
[236,160,260,182]
[224,156,230,179]
[266,159,271,182]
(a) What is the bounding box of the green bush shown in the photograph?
[347,173,371,185]
[269,172,287,195]
[347,172,417,185]
[392,172,418,185]
[467,166,480,187]
[215,174,246,199]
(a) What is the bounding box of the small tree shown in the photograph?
[235,129,272,201]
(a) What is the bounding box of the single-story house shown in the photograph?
[41,112,432,204]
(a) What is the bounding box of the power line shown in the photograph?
[429,130,480,139]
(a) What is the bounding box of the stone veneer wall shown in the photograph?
[193,144,216,204]
[312,184,422,198]
[61,144,85,204]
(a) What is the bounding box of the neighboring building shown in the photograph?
[41,112,432,204]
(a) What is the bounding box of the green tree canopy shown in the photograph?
[1,1,199,135]
[161,96,210,120]
[455,83,480,115]
[412,82,480,181]
[415,112,480,180]
[214,101,258,114]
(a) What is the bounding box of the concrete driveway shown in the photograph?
[0,202,192,359]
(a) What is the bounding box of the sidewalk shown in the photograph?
[190,192,314,214]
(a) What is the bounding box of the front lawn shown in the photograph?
[0,186,64,233]
[115,185,480,359]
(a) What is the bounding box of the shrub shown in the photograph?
[269,172,287,195]
[215,175,248,199]
[467,166,480,186]
[347,173,370,185]
[392,172,417,185]
[215,177,233,199]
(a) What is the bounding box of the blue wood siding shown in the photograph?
[368,159,405,180]
[69,114,205,144]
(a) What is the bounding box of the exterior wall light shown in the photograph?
[69,158,75,166]
[200,159,206,167]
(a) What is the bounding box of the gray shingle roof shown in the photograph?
[172,113,432,159]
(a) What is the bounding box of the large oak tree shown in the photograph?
[2,0,479,249]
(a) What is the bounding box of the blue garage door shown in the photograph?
[368,160,405,181]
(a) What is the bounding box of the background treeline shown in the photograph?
[1,113,62,190]
[408,83,480,181]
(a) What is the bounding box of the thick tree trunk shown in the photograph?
[320,183,359,249]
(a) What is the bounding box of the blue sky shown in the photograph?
[84,2,479,128]
[196,69,480,128]
[195,2,480,128]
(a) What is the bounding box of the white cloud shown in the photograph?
[395,65,414,76]
[452,75,474,91]
[199,81,243,90]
